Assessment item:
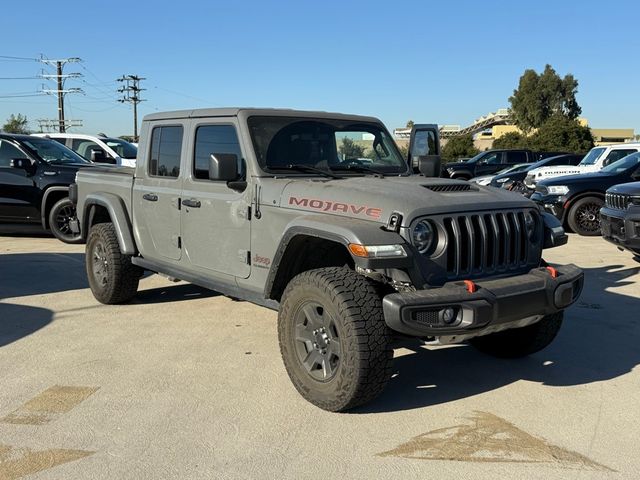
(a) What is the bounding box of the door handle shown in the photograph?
[142,193,158,202]
[182,198,201,208]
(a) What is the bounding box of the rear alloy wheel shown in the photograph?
[48,197,82,244]
[86,223,141,304]
[567,196,604,236]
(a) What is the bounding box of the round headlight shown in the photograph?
[524,211,537,239]
[412,220,436,254]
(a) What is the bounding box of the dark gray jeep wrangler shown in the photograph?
[72,109,583,411]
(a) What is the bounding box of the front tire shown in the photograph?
[278,267,393,412]
[469,312,563,358]
[86,223,141,304]
[48,197,82,244]
[567,196,604,236]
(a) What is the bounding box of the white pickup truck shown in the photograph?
[524,143,640,188]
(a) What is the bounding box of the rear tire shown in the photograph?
[86,223,141,304]
[469,312,563,358]
[48,197,82,244]
[278,267,393,412]
[567,196,604,236]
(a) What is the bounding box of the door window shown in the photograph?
[71,139,102,160]
[603,149,637,166]
[479,152,502,165]
[149,126,183,178]
[193,125,244,180]
[505,151,527,164]
[0,140,27,167]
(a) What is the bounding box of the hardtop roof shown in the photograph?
[142,107,382,124]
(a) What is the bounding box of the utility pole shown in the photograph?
[39,57,83,132]
[117,75,146,142]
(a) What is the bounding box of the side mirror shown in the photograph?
[418,155,442,177]
[90,148,113,164]
[10,158,30,170]
[209,153,238,181]
[408,124,441,176]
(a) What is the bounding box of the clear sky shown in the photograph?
[1,0,638,137]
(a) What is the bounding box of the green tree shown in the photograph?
[2,114,29,134]
[492,131,528,149]
[406,120,415,129]
[509,64,581,133]
[338,137,365,159]
[527,114,594,153]
[441,134,479,161]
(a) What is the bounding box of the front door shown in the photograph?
[132,124,185,261]
[476,151,505,176]
[180,121,251,278]
[0,139,40,222]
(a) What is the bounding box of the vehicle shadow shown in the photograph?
[357,264,640,413]
[0,253,87,299]
[0,302,54,347]
[133,283,220,304]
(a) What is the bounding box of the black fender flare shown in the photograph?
[40,186,69,228]
[263,215,413,299]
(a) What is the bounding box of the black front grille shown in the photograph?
[605,192,630,210]
[442,211,534,278]
[413,310,440,326]
[423,184,473,192]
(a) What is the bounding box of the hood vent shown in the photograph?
[423,184,475,192]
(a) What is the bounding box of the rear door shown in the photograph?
[180,120,251,278]
[133,123,185,261]
[0,139,40,221]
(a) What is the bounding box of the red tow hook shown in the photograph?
[546,266,558,278]
[463,280,477,293]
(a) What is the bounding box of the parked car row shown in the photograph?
[0,133,137,243]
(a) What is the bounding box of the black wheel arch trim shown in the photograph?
[263,222,416,300]
[40,186,70,228]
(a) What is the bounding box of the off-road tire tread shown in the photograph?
[278,267,393,412]
[470,312,563,358]
[86,223,141,304]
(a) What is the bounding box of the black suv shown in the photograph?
[601,181,640,258]
[531,152,640,236]
[0,133,94,243]
[444,149,566,180]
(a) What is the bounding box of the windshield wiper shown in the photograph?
[269,164,343,179]
[330,164,386,177]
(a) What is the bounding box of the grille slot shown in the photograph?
[605,192,630,210]
[443,211,532,278]
[423,184,473,192]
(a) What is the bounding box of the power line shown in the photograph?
[0,55,39,61]
[118,75,146,142]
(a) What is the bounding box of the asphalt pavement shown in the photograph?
[0,233,639,479]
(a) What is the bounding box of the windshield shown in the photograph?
[497,163,529,175]
[103,137,137,159]
[247,116,408,175]
[600,152,640,174]
[22,137,88,164]
[579,147,606,166]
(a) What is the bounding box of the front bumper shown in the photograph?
[382,264,583,337]
[600,206,640,253]
[530,193,566,222]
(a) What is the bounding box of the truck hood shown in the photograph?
[275,175,534,227]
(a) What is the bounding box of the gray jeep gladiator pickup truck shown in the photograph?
[71,108,583,412]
